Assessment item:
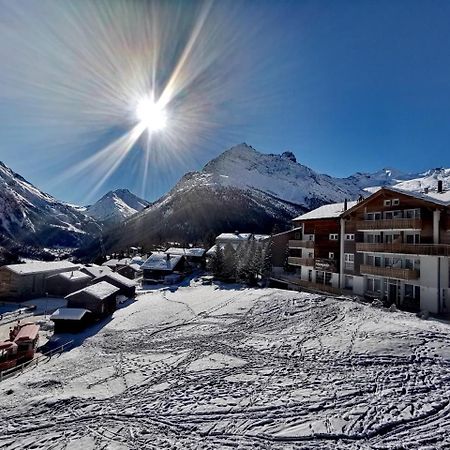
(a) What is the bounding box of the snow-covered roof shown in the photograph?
[165,247,205,257]
[94,271,137,287]
[47,270,91,282]
[142,252,183,271]
[80,265,112,279]
[4,261,79,276]
[66,281,120,300]
[117,258,131,266]
[102,259,119,267]
[216,233,252,242]
[252,234,270,241]
[128,263,142,272]
[50,307,91,321]
[383,186,450,206]
[206,243,242,256]
[294,201,358,221]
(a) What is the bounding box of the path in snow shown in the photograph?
[0,284,450,449]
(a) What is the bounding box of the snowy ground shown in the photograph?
[1,284,450,449]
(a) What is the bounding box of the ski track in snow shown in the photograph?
[1,285,450,449]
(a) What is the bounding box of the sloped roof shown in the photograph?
[47,270,91,282]
[80,265,112,279]
[252,234,271,241]
[102,259,119,267]
[94,271,137,287]
[4,261,79,276]
[142,252,183,271]
[165,247,205,257]
[382,186,450,206]
[294,201,358,221]
[216,233,252,241]
[50,308,91,321]
[66,281,119,300]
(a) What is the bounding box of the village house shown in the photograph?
[164,247,206,269]
[271,183,450,314]
[0,261,80,300]
[65,281,120,319]
[206,232,270,260]
[79,264,112,279]
[45,270,91,297]
[101,258,119,271]
[91,271,137,298]
[117,263,142,280]
[142,252,185,284]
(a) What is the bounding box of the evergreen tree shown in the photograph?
[209,244,224,277]
[222,243,237,280]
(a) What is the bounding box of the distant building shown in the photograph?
[46,270,91,297]
[101,258,119,271]
[164,247,206,269]
[92,272,137,298]
[117,263,142,280]
[79,264,112,279]
[0,261,80,300]
[142,252,185,284]
[66,281,120,318]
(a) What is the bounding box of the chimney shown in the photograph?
[344,199,348,211]
[234,230,239,235]
[438,180,443,193]
[424,187,429,194]
[166,253,170,261]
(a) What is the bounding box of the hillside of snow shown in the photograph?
[0,161,100,255]
[85,189,149,225]
[1,285,450,448]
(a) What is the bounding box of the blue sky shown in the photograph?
[0,0,449,204]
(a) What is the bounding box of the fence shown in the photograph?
[0,340,74,382]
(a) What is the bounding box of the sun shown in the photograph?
[135,96,167,133]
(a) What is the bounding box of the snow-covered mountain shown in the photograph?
[0,161,100,256]
[85,189,149,225]
[346,167,417,190]
[94,144,368,252]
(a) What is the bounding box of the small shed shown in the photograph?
[50,308,93,333]
[46,270,91,297]
[117,263,142,280]
[142,252,185,283]
[92,272,137,298]
[66,281,119,318]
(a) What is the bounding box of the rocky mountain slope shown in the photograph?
[94,144,368,253]
[85,189,149,225]
[0,161,100,256]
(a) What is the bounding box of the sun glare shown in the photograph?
[136,97,167,133]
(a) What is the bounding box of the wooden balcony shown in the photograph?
[288,257,314,266]
[356,242,450,256]
[288,239,314,249]
[355,218,422,231]
[360,265,419,280]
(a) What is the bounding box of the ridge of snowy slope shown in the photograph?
[200,143,365,208]
[85,189,149,224]
[0,161,100,253]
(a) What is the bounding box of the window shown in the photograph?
[345,234,355,240]
[329,234,339,240]
[308,252,314,258]
[405,208,420,219]
[329,252,335,259]
[308,270,312,282]
[367,278,382,293]
[344,253,354,263]
[294,232,301,240]
[325,272,332,286]
[384,199,391,207]
[316,271,324,284]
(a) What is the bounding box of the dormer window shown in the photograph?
[384,200,391,207]
[392,199,400,206]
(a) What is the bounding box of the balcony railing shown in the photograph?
[360,264,419,280]
[355,218,422,230]
[356,243,450,256]
[288,257,314,266]
[288,240,314,249]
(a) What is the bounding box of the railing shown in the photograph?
[355,218,422,230]
[288,257,314,266]
[360,265,420,280]
[288,240,314,249]
[0,340,74,382]
[356,242,450,256]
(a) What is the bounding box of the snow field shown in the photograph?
[0,285,450,449]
